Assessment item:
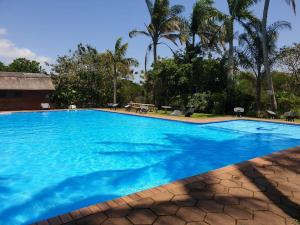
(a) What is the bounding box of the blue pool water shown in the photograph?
[0,110,300,224]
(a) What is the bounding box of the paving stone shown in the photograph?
[253,211,285,225]
[76,213,107,225]
[205,212,235,225]
[228,187,254,198]
[168,187,188,195]
[220,179,242,188]
[176,207,206,222]
[153,216,185,225]
[102,218,133,225]
[150,202,179,216]
[105,204,131,218]
[189,191,214,200]
[151,192,174,202]
[224,205,253,220]
[206,184,229,194]
[239,198,268,211]
[172,194,197,206]
[186,181,206,191]
[128,198,155,209]
[214,194,239,205]
[197,200,223,213]
[127,209,157,225]
[187,222,209,225]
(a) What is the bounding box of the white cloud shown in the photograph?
[0,28,51,66]
[0,28,7,36]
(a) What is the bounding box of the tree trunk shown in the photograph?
[261,0,277,110]
[192,33,196,48]
[227,18,234,82]
[153,42,158,64]
[113,76,117,104]
[256,75,262,112]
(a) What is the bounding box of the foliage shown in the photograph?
[8,58,42,73]
[129,0,184,67]
[106,38,138,103]
[187,92,210,112]
[278,43,300,89]
[0,61,7,71]
[52,44,140,108]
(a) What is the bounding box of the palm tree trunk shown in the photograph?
[153,42,158,64]
[113,76,117,104]
[192,33,196,48]
[256,75,262,112]
[228,19,234,82]
[261,0,277,110]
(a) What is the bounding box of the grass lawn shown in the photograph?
[152,110,221,118]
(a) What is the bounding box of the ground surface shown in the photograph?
[32,110,300,225]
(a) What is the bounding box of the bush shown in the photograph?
[187,92,210,112]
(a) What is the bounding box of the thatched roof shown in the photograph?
[0,72,55,91]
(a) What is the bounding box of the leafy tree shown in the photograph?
[106,38,138,104]
[278,43,300,89]
[237,20,291,111]
[129,0,184,64]
[0,61,7,71]
[52,44,113,107]
[8,58,42,73]
[260,0,296,110]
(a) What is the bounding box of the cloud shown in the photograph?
[0,28,51,65]
[0,28,7,36]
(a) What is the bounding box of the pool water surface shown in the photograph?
[0,110,300,224]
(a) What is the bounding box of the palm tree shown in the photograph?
[129,0,184,65]
[224,0,257,81]
[106,38,138,104]
[261,0,296,110]
[237,20,291,111]
[180,0,223,59]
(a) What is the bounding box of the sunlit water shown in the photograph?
[0,110,300,224]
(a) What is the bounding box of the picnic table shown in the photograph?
[162,106,172,114]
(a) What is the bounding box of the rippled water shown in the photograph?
[0,110,300,224]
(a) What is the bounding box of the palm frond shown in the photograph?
[145,0,154,16]
[129,30,150,38]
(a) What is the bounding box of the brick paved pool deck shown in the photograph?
[7,109,298,225]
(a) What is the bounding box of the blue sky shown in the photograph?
[0,0,299,69]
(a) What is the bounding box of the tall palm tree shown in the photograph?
[237,20,291,111]
[225,0,257,81]
[106,38,138,104]
[261,0,296,110]
[180,0,223,56]
[129,0,184,65]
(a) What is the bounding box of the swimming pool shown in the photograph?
[0,110,300,224]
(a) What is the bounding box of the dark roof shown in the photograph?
[0,72,55,91]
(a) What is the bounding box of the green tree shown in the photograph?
[278,43,300,89]
[261,0,296,110]
[0,61,7,71]
[237,20,291,111]
[106,38,138,104]
[129,0,184,64]
[179,0,223,62]
[8,58,42,73]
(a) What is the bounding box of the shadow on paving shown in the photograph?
[63,148,300,225]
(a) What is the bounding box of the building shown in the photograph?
[0,72,55,111]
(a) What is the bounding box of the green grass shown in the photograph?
[152,110,221,118]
